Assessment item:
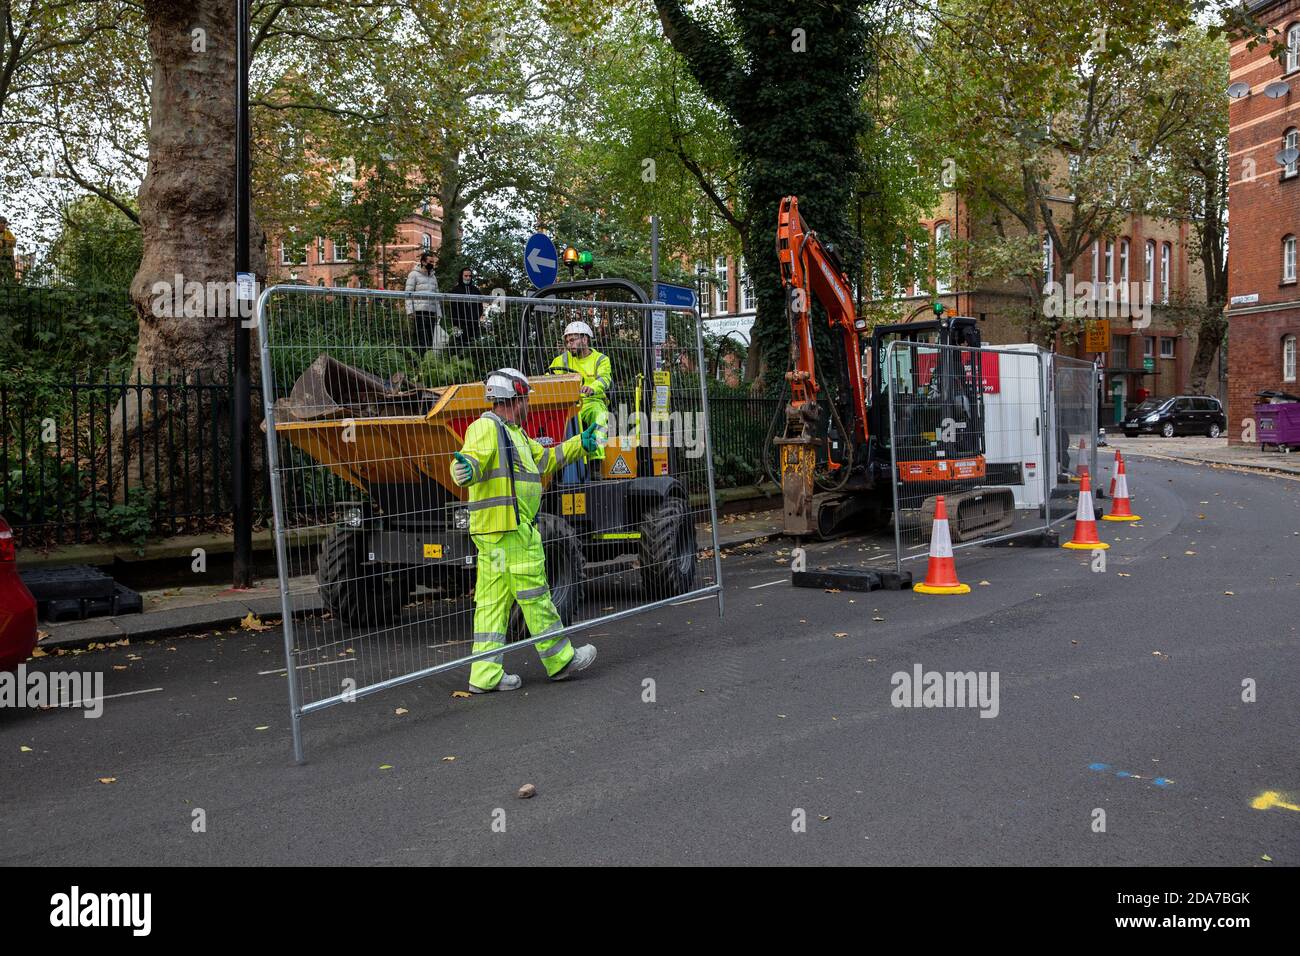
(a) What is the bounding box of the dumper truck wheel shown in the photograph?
[508,513,585,641]
[638,496,697,599]
[317,528,414,628]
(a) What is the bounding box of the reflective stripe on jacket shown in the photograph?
[454,411,585,535]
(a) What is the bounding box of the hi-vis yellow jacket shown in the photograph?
[548,348,612,410]
[454,411,586,536]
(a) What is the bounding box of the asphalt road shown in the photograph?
[2,455,1297,866]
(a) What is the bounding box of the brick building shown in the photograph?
[1226,0,1300,443]
[267,202,443,290]
[883,182,1221,424]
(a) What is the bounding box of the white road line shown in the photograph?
[259,658,353,676]
[671,595,717,606]
[748,579,786,589]
[61,687,163,708]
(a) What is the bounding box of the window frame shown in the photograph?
[1286,128,1299,179]
[1159,336,1176,359]
[1284,235,1297,283]
[1285,333,1298,382]
[1160,242,1171,303]
[1287,23,1300,74]
[934,221,952,294]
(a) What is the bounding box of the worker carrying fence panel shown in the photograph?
[451,367,607,693]
[548,321,612,462]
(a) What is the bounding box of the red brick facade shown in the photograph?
[1227,0,1300,442]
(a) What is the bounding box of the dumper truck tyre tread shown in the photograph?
[638,496,697,599]
[317,529,413,627]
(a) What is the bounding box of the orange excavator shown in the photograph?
[771,195,1014,539]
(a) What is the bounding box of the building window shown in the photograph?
[1284,334,1297,381]
[1042,233,1054,286]
[934,221,951,293]
[695,262,711,316]
[1143,336,1154,358]
[1144,239,1155,300]
[1119,238,1130,301]
[1160,242,1171,303]
[1104,239,1114,301]
[1160,337,1175,359]
[895,242,911,297]
[421,233,432,253]
[1285,235,1297,283]
[280,238,306,266]
[1287,129,1299,178]
[714,255,729,313]
[739,258,756,311]
[1288,24,1300,73]
[317,237,325,263]
[333,237,351,263]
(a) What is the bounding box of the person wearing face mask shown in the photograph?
[405,252,445,352]
[448,266,487,345]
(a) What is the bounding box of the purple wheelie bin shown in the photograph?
[1256,401,1300,451]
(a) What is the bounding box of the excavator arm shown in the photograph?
[774,195,871,535]
[776,195,869,444]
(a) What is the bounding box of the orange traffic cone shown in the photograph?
[1063,468,1109,550]
[913,495,971,594]
[1108,449,1121,497]
[1103,455,1141,521]
[1071,437,1088,481]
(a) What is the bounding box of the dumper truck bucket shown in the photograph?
[272,353,582,499]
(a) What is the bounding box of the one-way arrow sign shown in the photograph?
[524,233,558,289]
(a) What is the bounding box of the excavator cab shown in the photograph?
[867,315,987,478]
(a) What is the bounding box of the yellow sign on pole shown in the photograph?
[1084,319,1111,354]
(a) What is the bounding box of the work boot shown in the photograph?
[550,644,597,681]
[469,673,522,694]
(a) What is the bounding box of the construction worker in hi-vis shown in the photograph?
[548,321,611,463]
[451,368,605,692]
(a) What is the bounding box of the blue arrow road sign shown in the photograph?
[524,233,558,289]
[654,282,697,309]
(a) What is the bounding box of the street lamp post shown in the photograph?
[232,0,253,588]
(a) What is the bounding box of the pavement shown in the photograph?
[35,509,785,650]
[2,453,1297,865]
[1106,434,1300,478]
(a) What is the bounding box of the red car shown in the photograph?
[0,514,38,670]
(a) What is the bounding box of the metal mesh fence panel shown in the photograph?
[258,285,721,760]
[1049,355,1101,525]
[885,341,1053,572]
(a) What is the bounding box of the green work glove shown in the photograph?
[451,451,474,486]
[580,422,606,454]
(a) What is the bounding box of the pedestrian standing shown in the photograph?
[405,252,445,353]
[448,267,487,346]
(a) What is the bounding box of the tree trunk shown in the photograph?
[435,149,463,287]
[115,1,266,513]
[131,0,266,373]
[1187,303,1227,395]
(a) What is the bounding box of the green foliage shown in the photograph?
[94,487,156,552]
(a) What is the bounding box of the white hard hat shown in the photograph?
[484,368,533,400]
[564,321,594,339]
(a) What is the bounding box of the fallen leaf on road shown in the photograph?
[978,580,990,586]
[378,765,393,771]
[97,777,116,784]
[451,690,472,699]
[517,783,537,799]
[441,756,456,762]
[834,632,848,639]
[1262,854,1273,862]
[1184,551,1196,556]
[30,648,46,658]
[20,746,32,752]
[872,616,885,622]
[1224,591,1235,596]
[254,725,269,731]
[394,707,408,716]
[113,665,127,671]
[777,714,787,718]
[1117,572,1130,577]
[1072,695,1081,700]
[240,613,271,631]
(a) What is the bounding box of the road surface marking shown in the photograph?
[61,687,163,708]
[749,579,785,590]
[671,595,715,606]
[259,658,352,676]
